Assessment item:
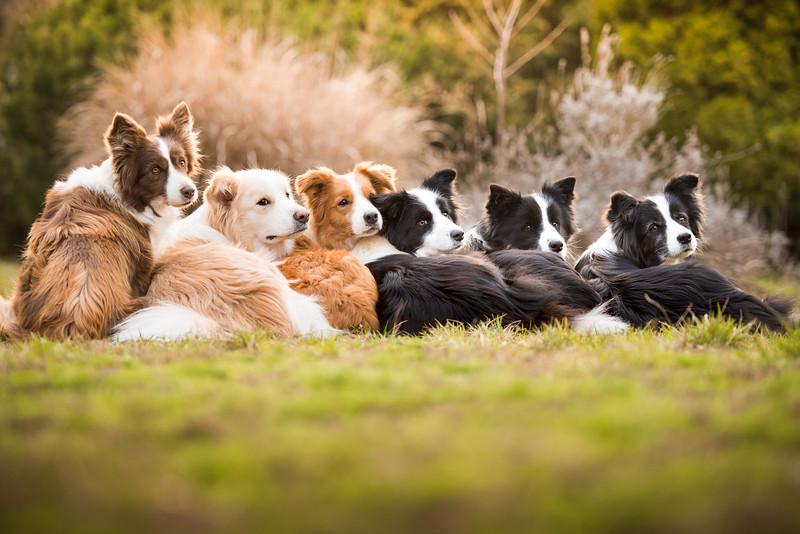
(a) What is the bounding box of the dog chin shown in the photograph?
[356,226,380,238]
[265,227,306,242]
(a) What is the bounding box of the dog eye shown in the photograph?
[648,223,660,232]
[418,219,428,226]
[179,159,186,168]
[338,198,349,207]
[442,212,450,219]
[286,192,290,198]
[257,198,270,206]
[524,224,532,231]
[677,215,687,224]
[552,221,560,230]
[152,166,161,174]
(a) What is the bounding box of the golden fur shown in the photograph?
[294,162,396,250]
[143,239,293,337]
[203,168,380,330]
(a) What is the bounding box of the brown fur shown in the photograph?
[6,103,201,339]
[295,162,396,250]
[11,188,153,339]
[279,237,379,330]
[144,240,293,337]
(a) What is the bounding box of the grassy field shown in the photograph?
[1,260,800,533]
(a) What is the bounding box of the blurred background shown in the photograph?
[0,0,798,281]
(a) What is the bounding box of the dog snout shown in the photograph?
[450,229,464,242]
[677,233,692,245]
[364,212,379,225]
[180,184,196,201]
[548,240,564,253]
[294,210,309,224]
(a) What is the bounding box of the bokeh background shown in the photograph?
[0,0,798,281]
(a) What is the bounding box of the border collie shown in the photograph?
[2,103,199,339]
[464,177,577,259]
[578,174,792,331]
[299,164,625,334]
[113,168,342,341]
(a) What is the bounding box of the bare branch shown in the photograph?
[483,0,503,35]
[513,0,548,37]
[449,11,494,65]
[463,1,496,42]
[504,19,568,78]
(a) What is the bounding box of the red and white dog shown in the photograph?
[2,103,199,339]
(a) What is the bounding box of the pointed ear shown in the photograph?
[370,192,406,223]
[205,167,237,206]
[664,173,699,196]
[486,184,521,213]
[355,162,396,194]
[294,167,336,202]
[421,169,457,198]
[607,191,639,224]
[168,101,193,132]
[104,112,147,154]
[545,176,576,205]
[156,102,201,177]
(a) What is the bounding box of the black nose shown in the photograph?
[549,241,564,253]
[294,210,309,223]
[678,233,692,245]
[364,212,378,225]
[180,185,196,200]
[450,229,464,242]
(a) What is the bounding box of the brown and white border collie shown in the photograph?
[2,103,200,339]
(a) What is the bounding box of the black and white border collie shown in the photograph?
[578,174,792,331]
[464,177,577,259]
[362,170,626,334]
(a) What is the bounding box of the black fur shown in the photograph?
[473,177,576,252]
[368,253,575,334]
[584,256,792,332]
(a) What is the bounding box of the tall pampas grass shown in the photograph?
[62,16,437,179]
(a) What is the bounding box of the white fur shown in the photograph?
[461,227,486,251]
[276,285,340,338]
[157,138,197,207]
[571,302,629,335]
[111,303,224,342]
[576,230,619,266]
[345,171,382,237]
[532,193,567,258]
[409,187,464,257]
[53,158,118,198]
[648,194,698,260]
[351,235,406,264]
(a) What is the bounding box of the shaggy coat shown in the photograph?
[5,103,200,339]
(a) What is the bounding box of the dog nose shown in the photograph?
[677,233,692,245]
[364,212,379,225]
[450,229,464,242]
[180,185,196,200]
[294,210,309,223]
[548,240,564,253]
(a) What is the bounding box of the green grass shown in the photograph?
[1,260,800,533]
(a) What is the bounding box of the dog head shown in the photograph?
[204,167,309,251]
[370,169,464,256]
[474,177,576,258]
[295,162,396,250]
[606,173,703,267]
[104,102,200,213]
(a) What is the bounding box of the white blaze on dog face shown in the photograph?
[648,194,697,260]
[157,138,197,207]
[408,187,464,256]
[342,171,383,237]
[532,193,568,258]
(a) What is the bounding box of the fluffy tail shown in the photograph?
[571,302,629,334]
[0,296,24,340]
[111,303,223,342]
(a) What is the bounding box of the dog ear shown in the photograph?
[665,173,704,237]
[421,169,457,199]
[486,184,521,214]
[544,176,576,206]
[607,191,639,224]
[105,113,148,154]
[294,167,336,203]
[164,101,194,133]
[355,162,397,194]
[370,192,406,223]
[205,167,237,206]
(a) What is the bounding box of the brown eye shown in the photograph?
[649,223,660,232]
[677,216,687,224]
[418,219,428,226]
[257,198,270,206]
[552,221,560,230]
[179,159,186,168]
[152,166,161,174]
[338,198,349,207]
